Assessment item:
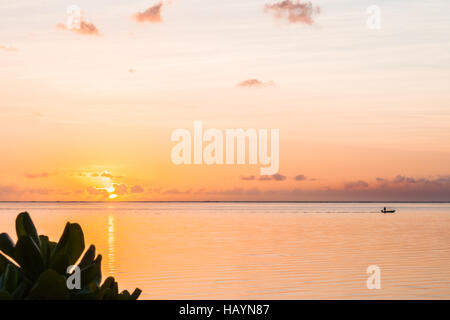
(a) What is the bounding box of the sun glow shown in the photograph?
[109,194,118,199]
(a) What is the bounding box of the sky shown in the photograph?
[0,0,449,201]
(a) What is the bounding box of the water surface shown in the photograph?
[1,202,449,299]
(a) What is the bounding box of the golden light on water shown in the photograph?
[107,214,115,275]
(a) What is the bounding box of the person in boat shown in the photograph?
[383,207,386,211]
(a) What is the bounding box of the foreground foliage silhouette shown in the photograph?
[0,212,141,300]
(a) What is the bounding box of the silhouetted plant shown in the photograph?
[0,212,141,300]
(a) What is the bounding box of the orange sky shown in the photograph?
[0,0,449,201]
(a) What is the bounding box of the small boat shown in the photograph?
[381,209,396,214]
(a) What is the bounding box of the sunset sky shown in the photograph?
[1,0,449,201]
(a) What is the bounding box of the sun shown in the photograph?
[109,194,118,199]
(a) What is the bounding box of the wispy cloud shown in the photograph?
[134,3,163,23]
[0,44,18,52]
[3,173,450,201]
[294,174,307,181]
[272,173,287,181]
[240,175,256,181]
[379,174,450,186]
[241,173,287,181]
[101,171,114,179]
[193,174,450,200]
[264,0,320,25]
[56,20,100,36]
[237,79,275,88]
[344,180,369,190]
[87,171,123,179]
[25,172,49,179]
[259,173,286,181]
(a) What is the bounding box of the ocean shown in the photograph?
[1,202,449,299]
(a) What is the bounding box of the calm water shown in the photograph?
[1,202,450,299]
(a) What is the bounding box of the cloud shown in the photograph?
[134,3,163,23]
[56,20,100,36]
[344,180,369,190]
[237,79,275,88]
[294,174,307,181]
[0,184,72,200]
[100,171,113,179]
[272,173,287,181]
[392,175,427,184]
[130,185,144,193]
[25,172,49,179]
[3,173,450,201]
[0,45,18,52]
[188,174,450,200]
[240,174,287,181]
[380,174,450,186]
[434,176,450,184]
[86,183,143,197]
[259,173,286,181]
[112,183,128,195]
[264,0,320,25]
[88,171,123,179]
[86,186,108,196]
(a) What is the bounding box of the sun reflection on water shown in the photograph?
[107,214,115,275]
